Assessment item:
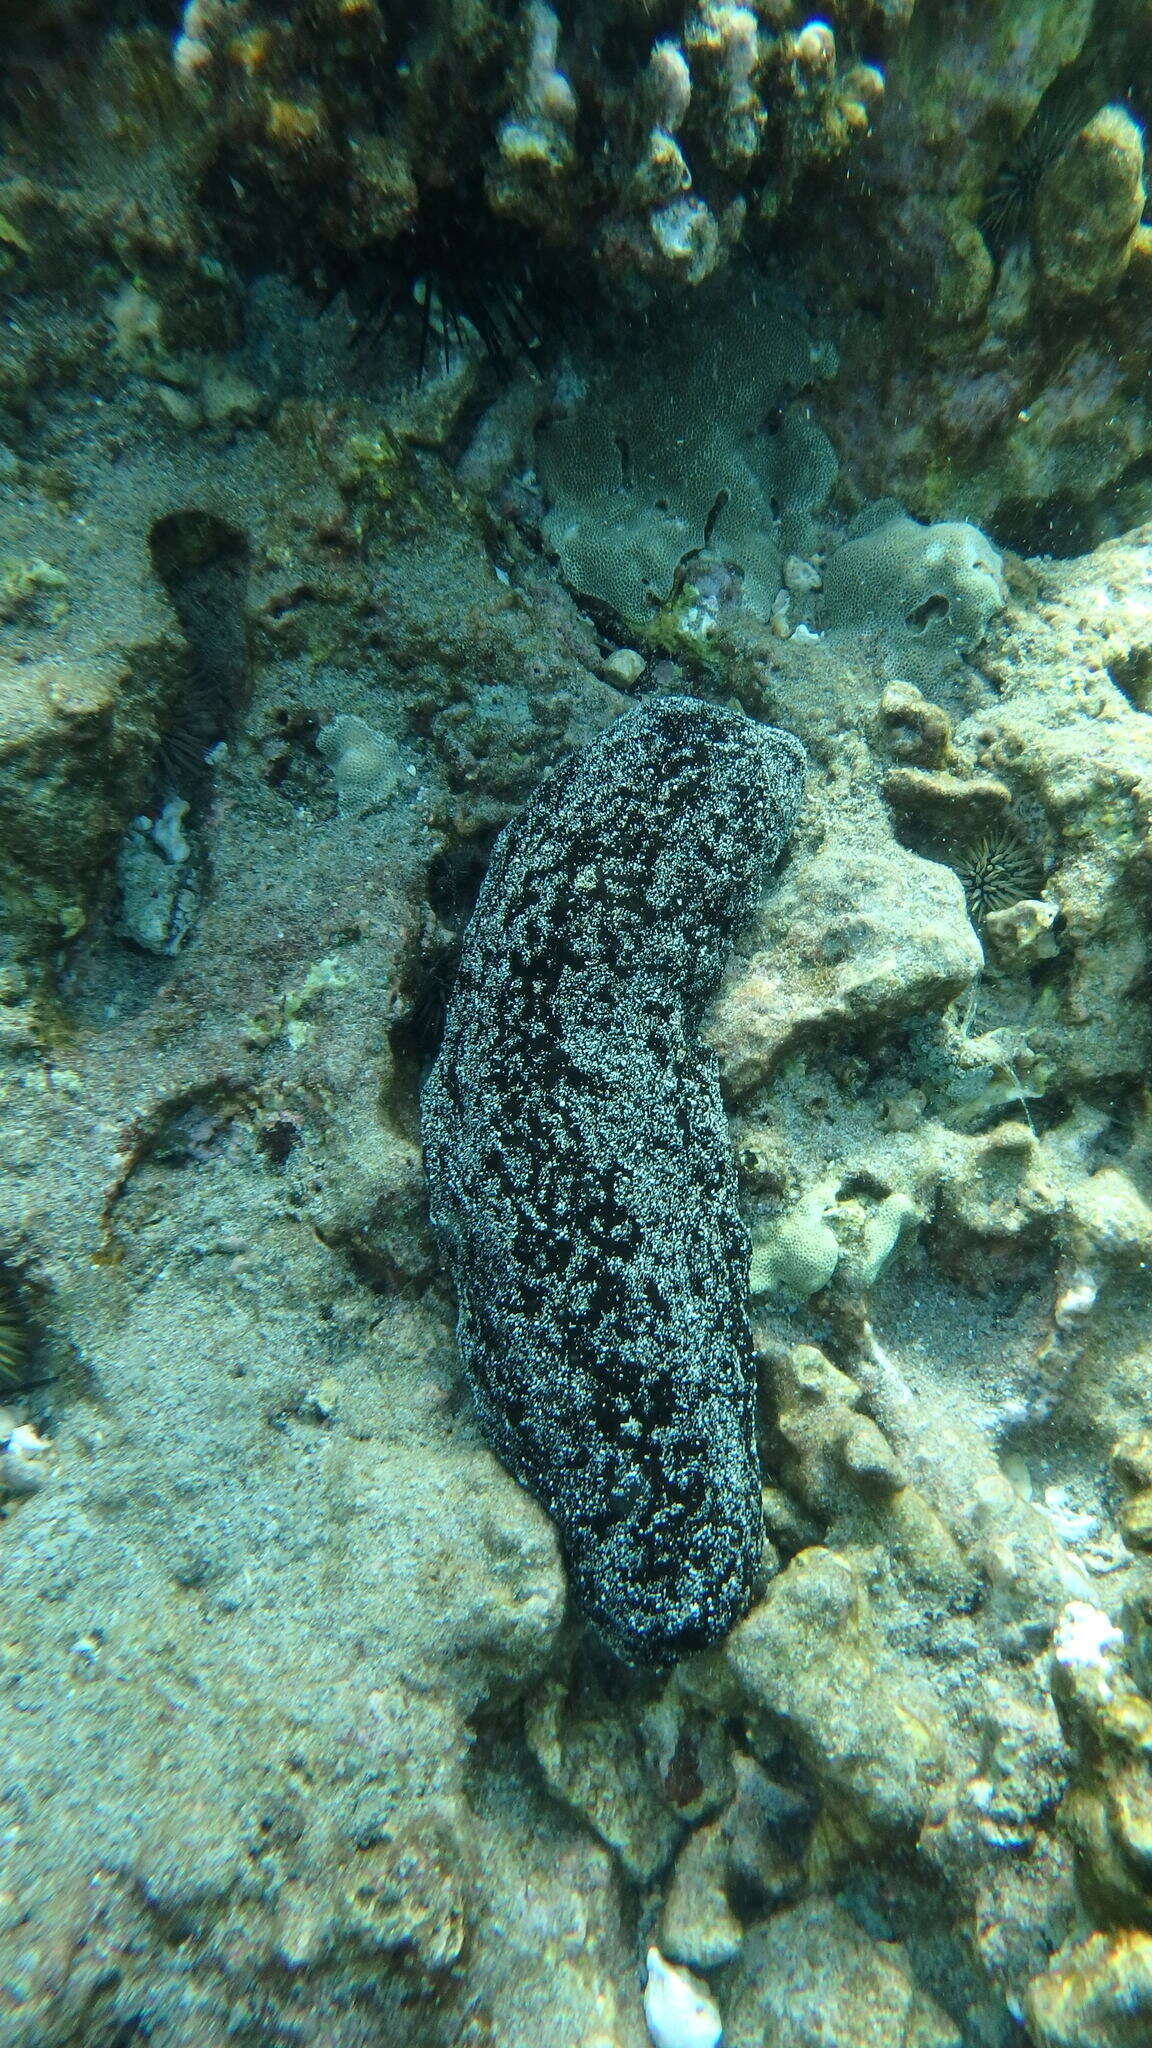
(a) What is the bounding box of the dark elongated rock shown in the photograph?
[421,696,805,1662]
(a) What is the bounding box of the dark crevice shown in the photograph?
[149,511,252,811]
[904,593,950,632]
[382,843,492,1143]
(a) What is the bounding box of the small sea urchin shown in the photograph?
[0,1271,30,1391]
[952,824,1043,926]
[978,101,1085,257]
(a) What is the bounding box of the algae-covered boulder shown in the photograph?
[725,1896,961,2048]
[0,640,187,950]
[0,485,189,956]
[524,1662,685,1886]
[1034,106,1147,302]
[1026,1929,1152,2048]
[709,830,982,1096]
[658,1750,811,1972]
[725,1547,947,1840]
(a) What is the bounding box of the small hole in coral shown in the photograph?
[905,593,951,632]
[703,489,729,547]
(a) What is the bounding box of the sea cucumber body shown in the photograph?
[421,697,805,1662]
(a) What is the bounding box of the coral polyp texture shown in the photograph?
[818,505,1008,675]
[421,697,805,1663]
[536,270,837,622]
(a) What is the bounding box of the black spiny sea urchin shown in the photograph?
[0,1271,30,1391]
[952,824,1043,926]
[340,185,557,381]
[978,101,1086,257]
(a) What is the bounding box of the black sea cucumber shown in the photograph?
[421,696,805,1662]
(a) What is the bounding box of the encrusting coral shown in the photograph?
[168,0,888,294]
[316,714,399,817]
[536,268,837,623]
[818,508,1007,673]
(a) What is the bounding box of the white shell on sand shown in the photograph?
[643,1946,722,2048]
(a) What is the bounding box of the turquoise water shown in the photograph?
[0,6,1150,2044]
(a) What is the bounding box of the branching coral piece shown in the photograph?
[170,0,886,294]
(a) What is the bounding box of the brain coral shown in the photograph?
[537,274,837,622]
[819,506,1007,659]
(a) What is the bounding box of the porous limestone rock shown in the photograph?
[759,1345,974,1603]
[710,831,982,1097]
[524,1663,685,1887]
[0,628,187,953]
[724,1896,961,2048]
[1113,1431,1152,1556]
[658,1750,812,1972]
[725,1547,947,1841]
[762,1343,906,1514]
[1047,1597,1152,1930]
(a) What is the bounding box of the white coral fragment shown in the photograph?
[1053,1601,1122,1672]
[685,2,765,166]
[0,1422,54,1496]
[649,196,720,281]
[748,1175,841,1302]
[783,553,822,594]
[647,40,693,133]
[644,1946,723,2048]
[791,19,836,74]
[498,2,577,172]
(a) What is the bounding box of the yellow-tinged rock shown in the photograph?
[1026,1928,1152,2046]
[726,1546,946,1841]
[1034,106,1147,301]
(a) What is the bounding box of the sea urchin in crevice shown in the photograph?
[952,824,1044,925]
[337,184,570,380]
[0,1270,31,1391]
[977,98,1089,258]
